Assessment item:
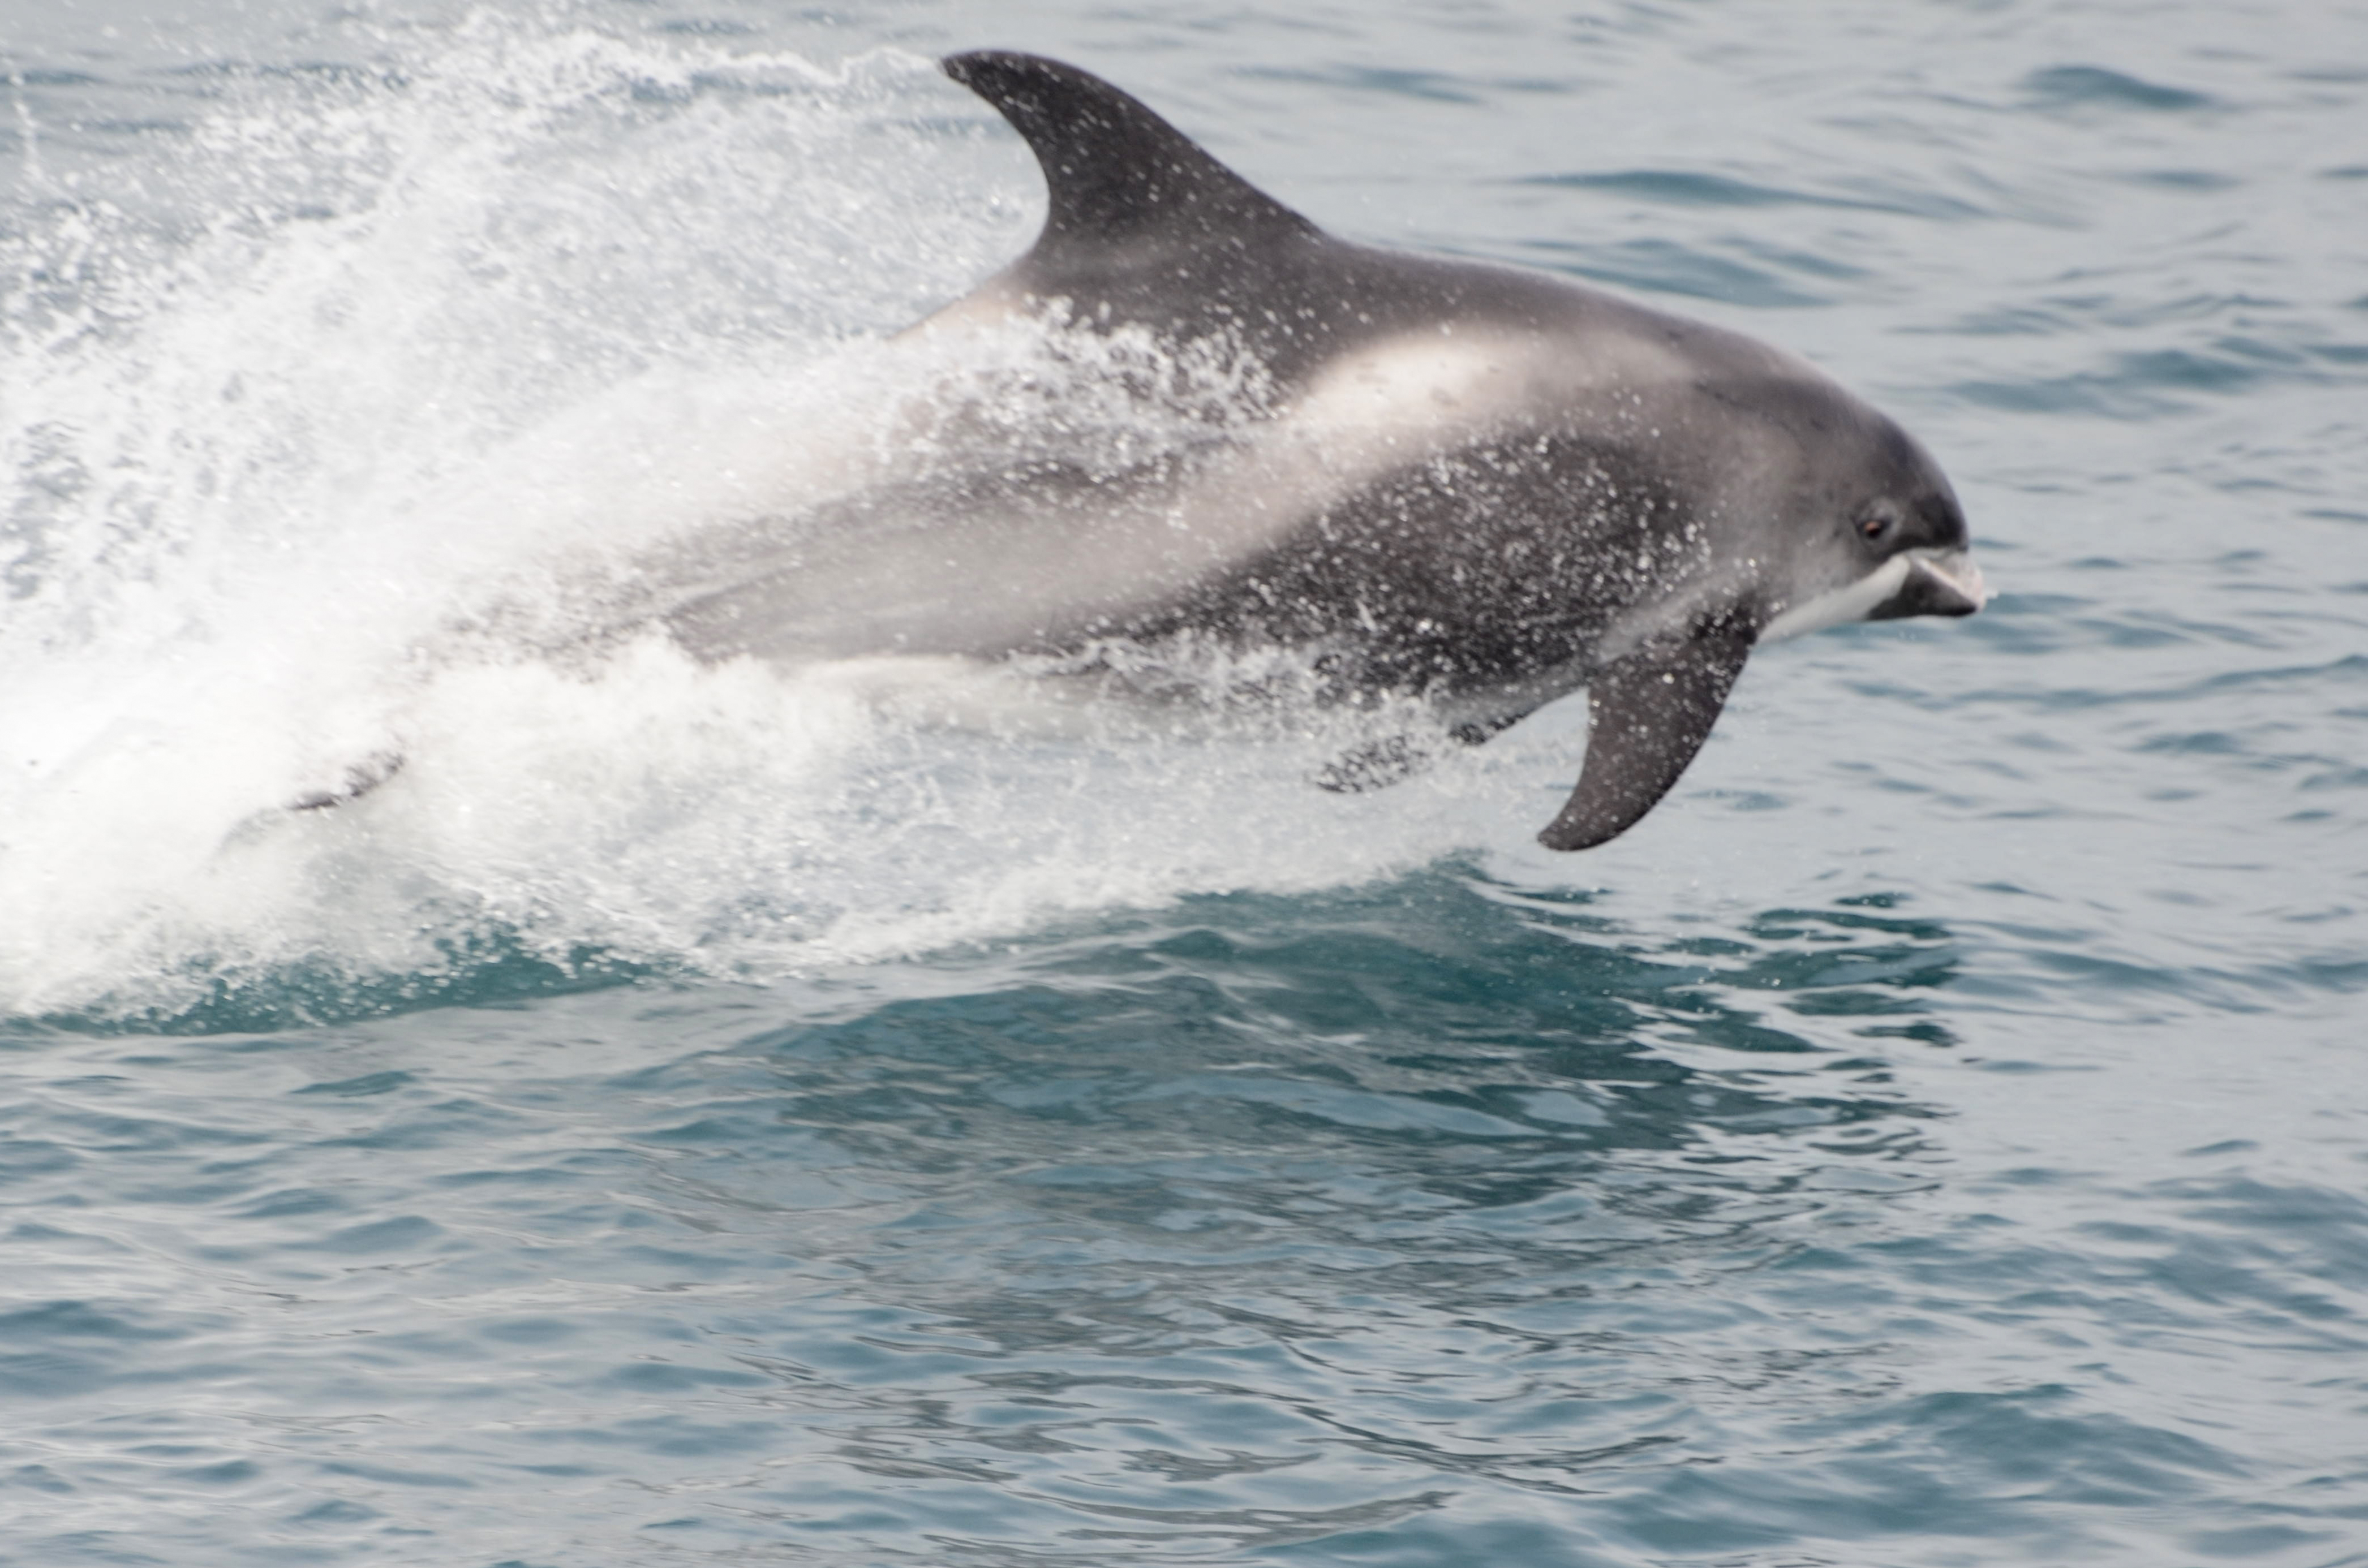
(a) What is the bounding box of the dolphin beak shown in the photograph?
[1868,549,1989,621]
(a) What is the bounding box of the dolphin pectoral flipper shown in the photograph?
[1537,627,1753,852]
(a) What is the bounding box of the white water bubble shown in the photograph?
[0,18,1524,1024]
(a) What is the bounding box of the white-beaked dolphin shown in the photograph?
[652,50,1987,849]
[311,51,1988,849]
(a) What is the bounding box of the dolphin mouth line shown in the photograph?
[1878,548,1991,622]
[1758,547,1989,644]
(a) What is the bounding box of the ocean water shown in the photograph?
[3,1,2365,1563]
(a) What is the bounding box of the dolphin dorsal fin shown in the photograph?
[942,51,1317,266]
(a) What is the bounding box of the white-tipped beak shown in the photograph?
[1759,547,1991,644]
[1881,548,1989,620]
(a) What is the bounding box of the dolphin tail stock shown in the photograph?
[1537,626,1754,852]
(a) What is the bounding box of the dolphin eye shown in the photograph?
[1858,509,1896,544]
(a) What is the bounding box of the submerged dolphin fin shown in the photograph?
[1537,627,1754,851]
[940,51,1317,272]
[289,751,406,813]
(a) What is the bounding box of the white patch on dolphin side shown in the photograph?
[1280,326,1688,464]
[1289,333,1528,440]
[1128,324,1691,571]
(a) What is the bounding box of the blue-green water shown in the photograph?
[3,2,2365,1564]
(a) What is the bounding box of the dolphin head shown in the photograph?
[1713,374,1988,644]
